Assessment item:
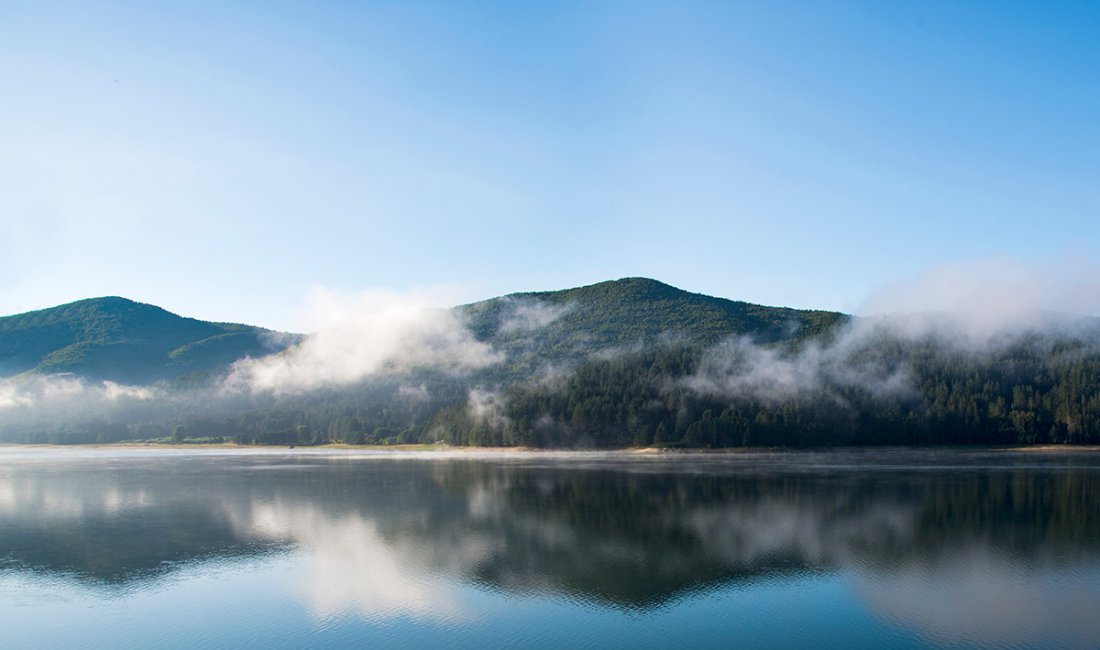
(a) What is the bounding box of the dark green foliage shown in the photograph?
[462,278,847,372]
[0,297,298,383]
[463,337,1100,448]
[7,280,1100,448]
[202,336,1100,450]
[222,376,470,446]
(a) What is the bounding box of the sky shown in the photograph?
[2,1,1098,331]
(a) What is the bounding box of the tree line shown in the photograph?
[6,335,1100,447]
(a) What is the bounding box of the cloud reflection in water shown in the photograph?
[0,449,1098,647]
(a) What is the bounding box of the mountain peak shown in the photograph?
[564,277,724,303]
[462,277,847,358]
[2,280,848,385]
[0,296,287,383]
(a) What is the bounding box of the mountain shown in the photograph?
[5,280,1100,448]
[1,279,844,386]
[0,297,295,384]
[464,277,847,362]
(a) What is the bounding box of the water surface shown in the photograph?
[2,448,1099,649]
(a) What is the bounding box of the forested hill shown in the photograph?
[8,280,1100,448]
[0,297,294,384]
[1,279,845,386]
[464,277,848,361]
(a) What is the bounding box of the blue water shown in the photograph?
[1,448,1099,649]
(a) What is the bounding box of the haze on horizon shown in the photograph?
[2,1,1098,331]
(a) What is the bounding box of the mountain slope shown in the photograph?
[8,280,1100,448]
[0,297,293,384]
[463,277,848,363]
[0,280,847,386]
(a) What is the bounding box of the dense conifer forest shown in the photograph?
[4,278,1100,447]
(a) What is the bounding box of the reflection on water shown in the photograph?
[1,449,1099,648]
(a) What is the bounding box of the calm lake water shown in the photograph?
[1,448,1099,649]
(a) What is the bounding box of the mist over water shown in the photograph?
[1,449,1099,648]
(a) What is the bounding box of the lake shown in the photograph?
[1,448,1099,649]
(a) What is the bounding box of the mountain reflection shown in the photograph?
[1,450,1099,644]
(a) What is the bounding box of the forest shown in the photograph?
[4,279,1100,448]
[12,334,1098,448]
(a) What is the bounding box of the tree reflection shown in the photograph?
[1,450,1099,643]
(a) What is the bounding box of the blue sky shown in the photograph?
[2,1,1098,330]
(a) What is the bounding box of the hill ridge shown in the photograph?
[460,276,848,356]
[0,296,290,383]
[1,279,848,385]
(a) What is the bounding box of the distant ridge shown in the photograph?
[6,280,1100,449]
[0,296,293,384]
[0,279,847,385]
[463,277,848,360]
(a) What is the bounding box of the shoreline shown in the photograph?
[2,443,1100,454]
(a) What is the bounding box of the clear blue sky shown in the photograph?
[2,1,1098,330]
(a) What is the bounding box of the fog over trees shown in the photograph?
[4,277,1100,447]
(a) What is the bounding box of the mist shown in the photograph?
[677,255,1100,406]
[860,255,1100,339]
[0,374,161,416]
[0,372,278,443]
[6,256,1100,445]
[496,298,570,335]
[679,333,915,404]
[225,287,501,395]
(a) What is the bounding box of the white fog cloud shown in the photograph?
[680,333,913,404]
[859,255,1100,340]
[497,299,570,334]
[678,255,1100,404]
[466,388,511,431]
[226,287,502,394]
[0,375,160,412]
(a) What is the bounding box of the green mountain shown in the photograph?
[1,279,844,387]
[0,297,294,384]
[6,279,1100,448]
[465,277,847,362]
